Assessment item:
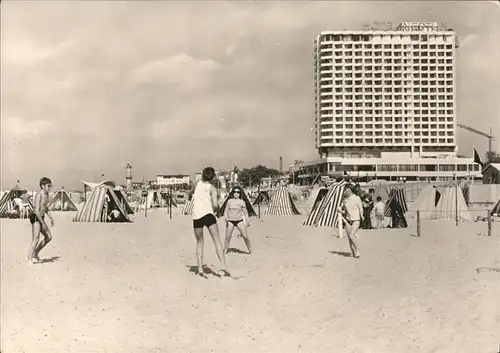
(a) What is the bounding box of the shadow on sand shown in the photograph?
[328,251,352,258]
[37,256,61,264]
[226,247,249,255]
[187,265,224,278]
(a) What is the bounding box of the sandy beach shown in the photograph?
[1,209,499,353]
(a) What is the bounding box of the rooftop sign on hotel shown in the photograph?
[398,22,440,32]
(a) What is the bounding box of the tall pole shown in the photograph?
[257,182,261,219]
[169,187,172,219]
[143,176,147,218]
[455,177,458,227]
[489,127,493,158]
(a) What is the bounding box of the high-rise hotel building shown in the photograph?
[295,22,481,182]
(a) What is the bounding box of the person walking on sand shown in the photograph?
[340,184,363,258]
[192,167,230,278]
[27,177,55,264]
[373,196,385,229]
[223,186,252,254]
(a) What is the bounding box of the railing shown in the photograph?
[406,208,496,237]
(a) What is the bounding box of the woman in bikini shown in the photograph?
[223,186,252,254]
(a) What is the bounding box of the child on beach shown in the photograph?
[191,167,230,278]
[27,177,54,264]
[373,196,385,229]
[223,186,252,254]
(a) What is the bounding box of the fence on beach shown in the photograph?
[410,207,495,237]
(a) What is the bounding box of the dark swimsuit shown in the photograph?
[29,214,41,225]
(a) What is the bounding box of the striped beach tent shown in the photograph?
[304,187,329,216]
[114,190,135,215]
[430,185,471,222]
[0,186,29,218]
[409,184,440,220]
[264,187,301,216]
[491,199,500,217]
[303,180,346,227]
[182,198,194,215]
[73,185,132,223]
[384,188,408,217]
[48,188,78,211]
[217,186,257,218]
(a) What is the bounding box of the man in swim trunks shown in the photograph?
[27,177,54,264]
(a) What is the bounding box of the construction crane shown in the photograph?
[457,123,495,156]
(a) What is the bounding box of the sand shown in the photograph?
[1,208,499,353]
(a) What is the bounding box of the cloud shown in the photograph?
[2,116,52,137]
[129,53,221,90]
[224,46,236,56]
[1,37,75,67]
[1,1,499,189]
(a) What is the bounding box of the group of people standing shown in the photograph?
[190,167,252,278]
[337,184,385,259]
[25,170,407,272]
[338,181,409,258]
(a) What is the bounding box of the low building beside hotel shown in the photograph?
[156,174,191,189]
[291,150,481,184]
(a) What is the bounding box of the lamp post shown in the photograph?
[454,173,458,226]
[142,177,148,218]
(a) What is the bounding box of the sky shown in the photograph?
[1,1,500,190]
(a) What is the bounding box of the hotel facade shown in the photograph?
[296,21,482,183]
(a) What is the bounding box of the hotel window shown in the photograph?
[439,165,455,172]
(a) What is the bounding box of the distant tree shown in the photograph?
[485,150,500,164]
[238,165,281,187]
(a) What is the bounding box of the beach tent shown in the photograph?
[81,180,134,215]
[303,180,346,227]
[73,184,132,223]
[384,188,408,216]
[252,191,271,205]
[409,184,441,220]
[491,199,500,217]
[113,189,135,215]
[430,185,472,222]
[81,180,117,189]
[264,187,301,216]
[0,186,29,218]
[384,188,408,228]
[182,198,194,215]
[217,186,257,218]
[304,187,329,216]
[48,188,78,211]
